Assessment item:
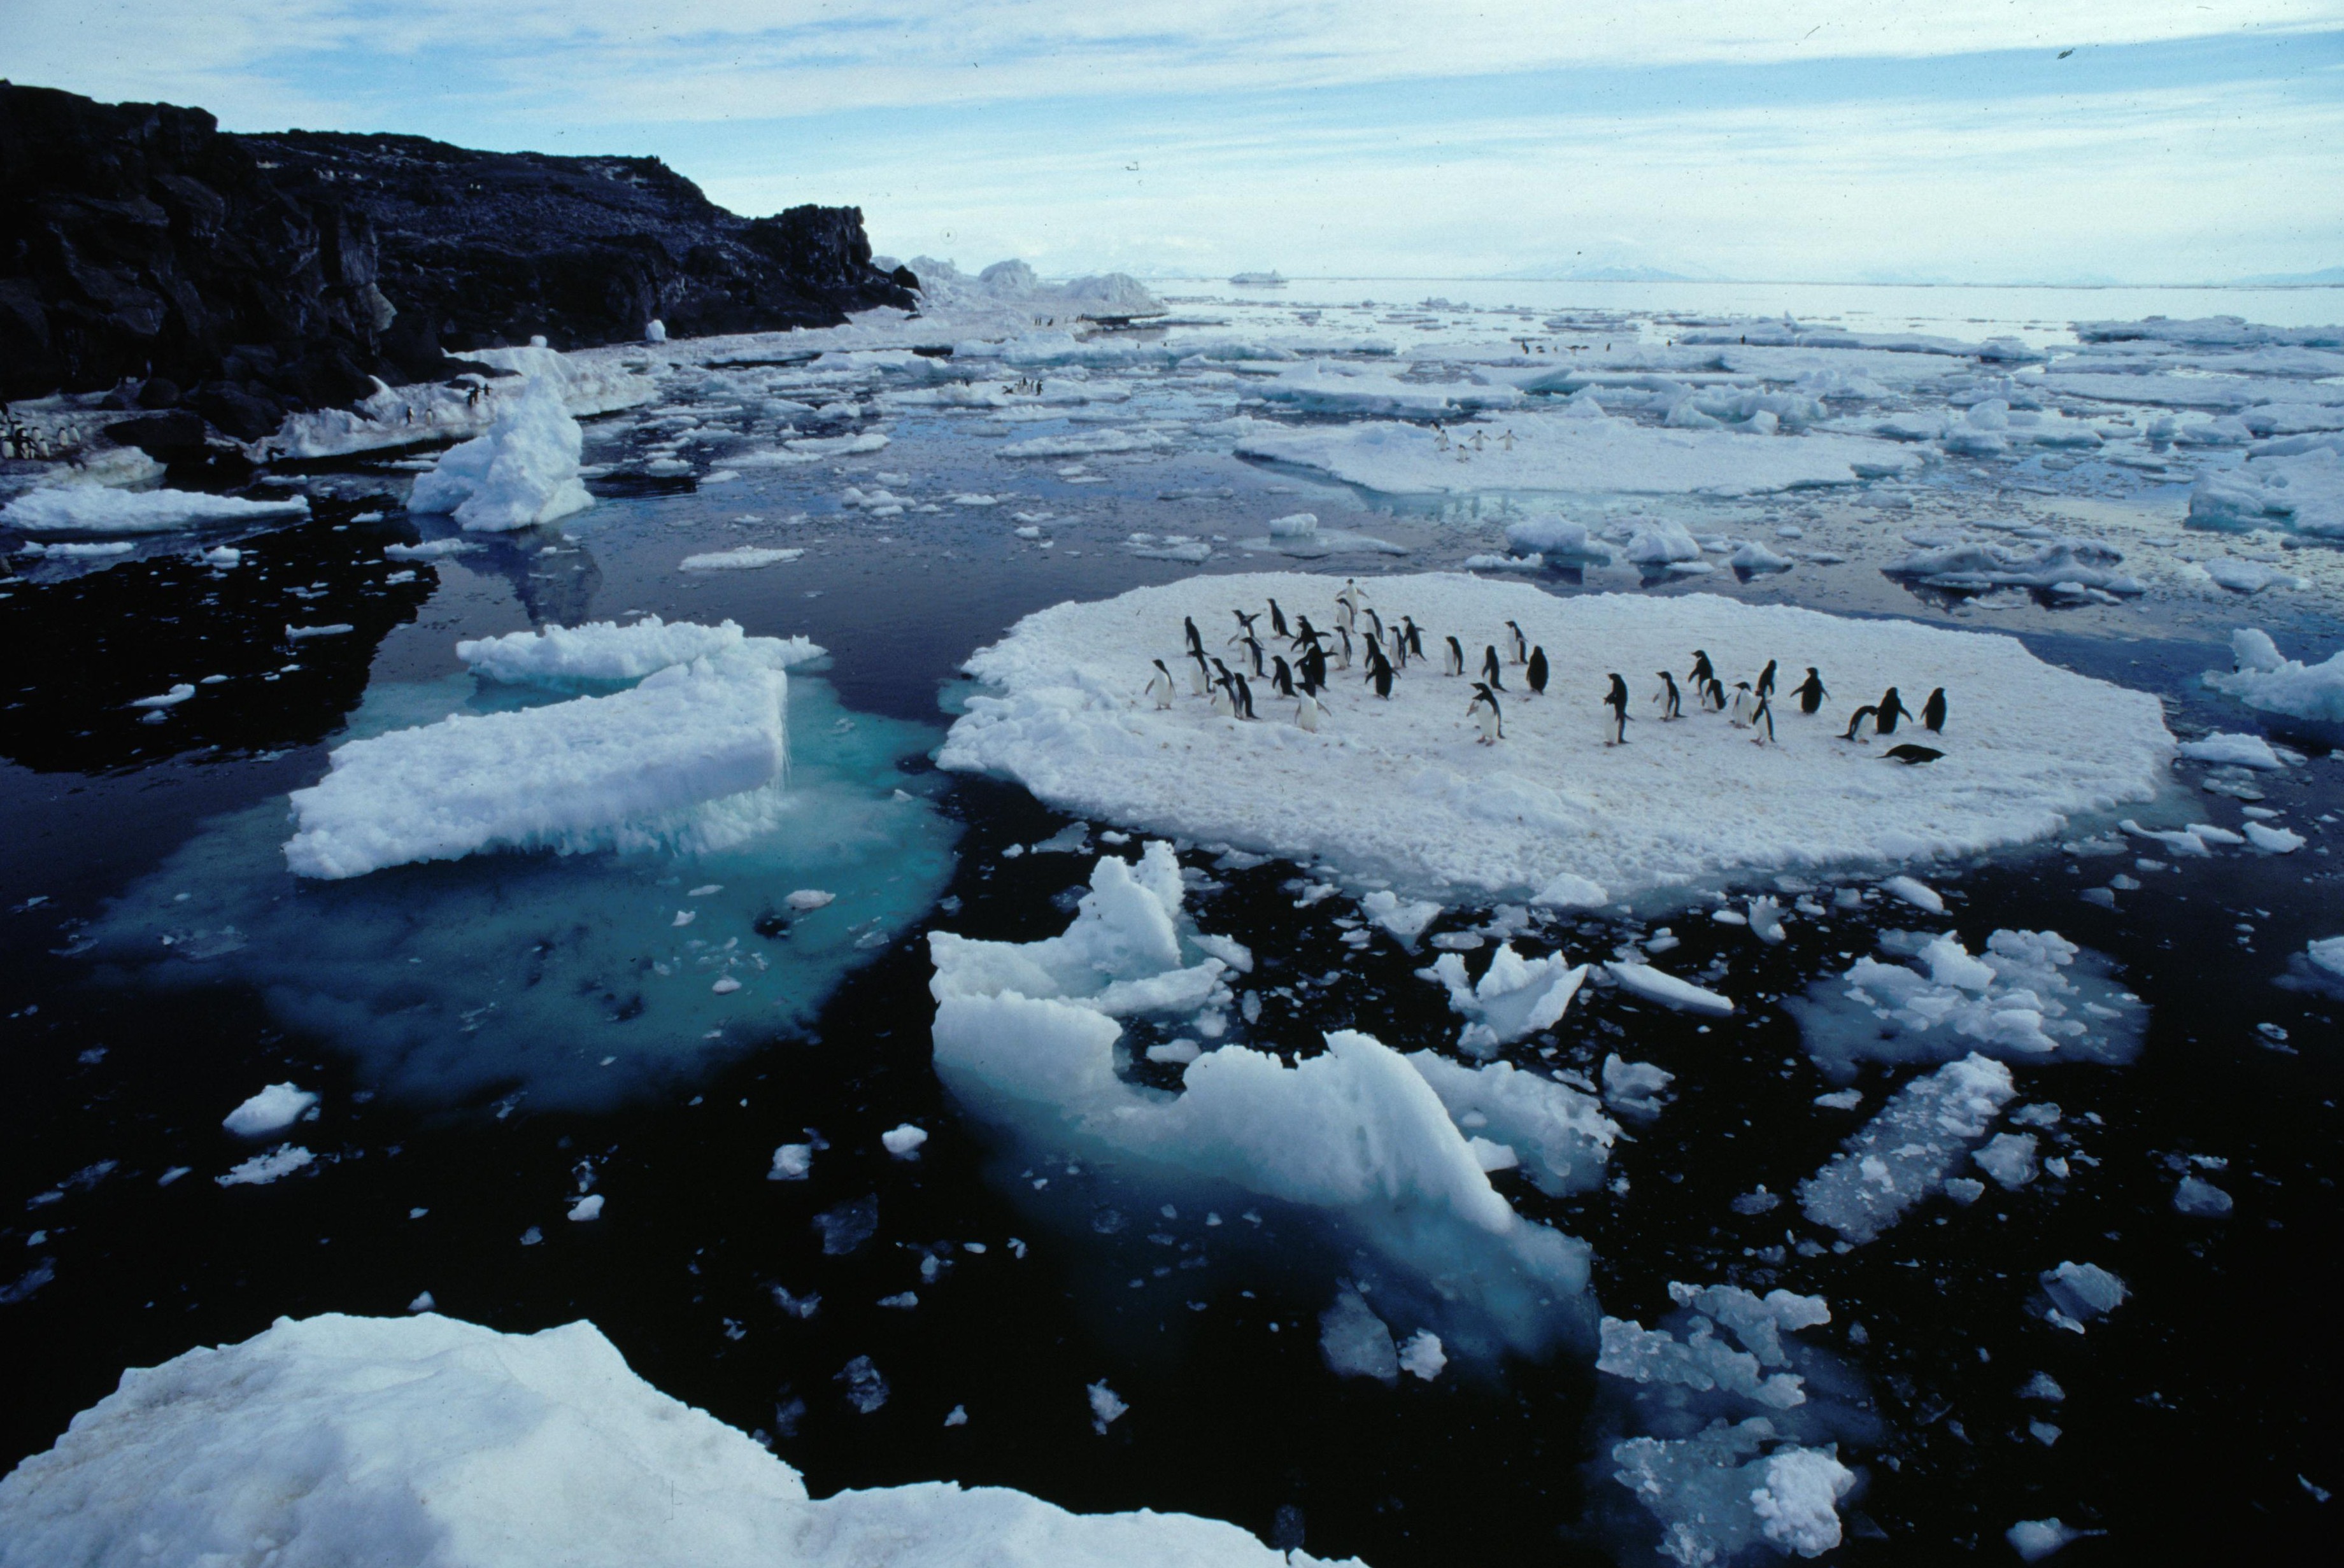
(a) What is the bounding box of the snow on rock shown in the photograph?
[2203,628,2344,726]
[0,1313,1345,1568]
[1404,1054,1616,1196]
[927,842,1594,1353]
[1789,928,2144,1079]
[2189,444,2344,537]
[222,1083,318,1138]
[284,653,788,879]
[680,546,804,571]
[1418,942,1589,1054]
[1798,1053,2017,1243]
[0,486,308,536]
[408,376,594,533]
[940,575,2171,902]
[1232,410,1919,497]
[1607,961,1733,1017]
[458,617,821,687]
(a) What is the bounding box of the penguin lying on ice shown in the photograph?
[1883,743,1943,765]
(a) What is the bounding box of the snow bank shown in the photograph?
[928,842,1595,1353]
[0,1313,1343,1568]
[941,575,2171,901]
[408,376,593,533]
[2188,445,2344,537]
[2203,628,2344,725]
[285,653,788,879]
[1789,928,2144,1080]
[457,617,820,688]
[1233,411,1918,497]
[1798,1053,2016,1243]
[0,486,308,536]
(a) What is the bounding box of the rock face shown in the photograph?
[1,83,914,437]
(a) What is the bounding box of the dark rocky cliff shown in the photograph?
[1,83,916,440]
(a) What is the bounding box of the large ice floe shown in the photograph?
[2202,628,2344,728]
[1787,928,2145,1080]
[2187,440,2344,538]
[1231,405,1919,497]
[928,841,1605,1355]
[89,626,955,1106]
[941,574,2173,901]
[0,485,308,535]
[1798,1054,2017,1244]
[0,1313,1352,1568]
[1596,1283,1875,1564]
[408,374,595,532]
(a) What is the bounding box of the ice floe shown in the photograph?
[0,486,308,536]
[2202,628,2344,726]
[680,546,804,571]
[1798,1053,2017,1243]
[2188,443,2344,538]
[222,1082,318,1137]
[0,1313,1351,1567]
[457,617,820,688]
[408,376,595,532]
[941,574,2171,901]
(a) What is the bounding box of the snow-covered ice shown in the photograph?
[0,1313,1350,1567]
[941,575,2171,901]
[222,1083,317,1138]
[408,376,595,532]
[1607,961,1734,1016]
[2203,628,2344,726]
[679,546,804,571]
[0,486,308,536]
[457,618,820,688]
[1798,1054,2017,1243]
[2188,443,2344,538]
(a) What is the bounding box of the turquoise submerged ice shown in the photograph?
[91,654,956,1109]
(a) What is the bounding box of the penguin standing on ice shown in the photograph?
[1468,682,1504,744]
[1188,650,1212,695]
[1444,636,1466,676]
[1756,660,1778,701]
[1703,674,1728,712]
[1482,645,1506,690]
[1270,656,1297,699]
[1333,625,1354,670]
[1527,646,1549,696]
[1290,615,1321,651]
[1145,660,1177,709]
[1873,688,1912,736]
[1604,674,1633,745]
[1689,649,1716,688]
[1296,691,1326,731]
[1791,667,1827,715]
[1365,608,1386,649]
[1185,617,1205,661]
[1240,633,1266,677]
[1842,705,1879,742]
[1729,681,1756,727]
[1230,609,1260,644]
[1402,618,1425,660]
[1365,651,1394,700]
[1506,621,1528,665]
[1268,599,1290,639]
[1749,691,1776,745]
[1302,642,1328,694]
[1386,622,1408,670]
[1210,677,1235,717]
[1230,672,1256,719]
[1655,671,1682,719]
[1337,578,1367,630]
[1922,687,1947,733]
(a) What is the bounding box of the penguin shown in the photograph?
[1290,615,1321,651]
[1386,623,1408,670]
[1211,656,1233,691]
[1444,636,1465,676]
[1230,672,1256,720]
[1791,667,1827,715]
[1841,705,1878,742]
[1874,688,1911,736]
[1210,679,1235,718]
[1268,598,1290,640]
[1270,656,1296,699]
[1654,671,1682,719]
[1184,616,1205,661]
[1689,649,1716,688]
[1188,650,1212,696]
[1703,675,1728,712]
[1527,646,1549,696]
[1302,642,1328,695]
[1604,674,1633,745]
[1336,578,1367,628]
[1482,645,1506,691]
[1749,692,1775,745]
[1296,691,1326,732]
[1230,609,1261,642]
[1506,620,1528,665]
[1467,682,1503,744]
[1883,743,1943,765]
[1365,608,1386,649]
[1922,687,1947,733]
[1729,681,1756,727]
[1333,625,1354,670]
[1367,659,1393,700]
[1756,660,1778,700]
[1402,617,1425,659]
[1144,660,1176,709]
[1241,634,1266,677]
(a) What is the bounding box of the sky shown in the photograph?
[11,1,2343,283]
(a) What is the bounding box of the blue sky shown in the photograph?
[13,2,2342,282]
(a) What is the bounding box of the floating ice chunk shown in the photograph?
[1503,518,1610,562]
[769,1144,813,1181]
[1610,1419,1853,1564]
[2306,936,2344,978]
[2177,731,2284,769]
[287,623,353,639]
[2039,1261,2127,1328]
[2008,1518,2099,1561]
[1086,1380,1128,1432]
[1608,961,1733,1017]
[681,546,804,571]
[409,376,593,532]
[2188,444,2344,538]
[785,889,836,912]
[2201,558,2304,593]
[0,486,308,535]
[1463,552,1543,572]
[384,539,481,560]
[1974,1132,2038,1189]
[999,428,1170,460]
[1813,1088,1862,1110]
[785,431,889,457]
[1791,928,2143,1077]
[1361,890,1442,947]
[1407,1054,1616,1196]
[1884,537,2142,597]
[130,684,196,710]
[1533,873,1609,909]
[1879,875,1944,914]
[1798,1053,2016,1243]
[1396,1329,1446,1381]
[458,617,820,686]
[1602,1055,1674,1119]
[1419,942,1589,1056]
[1597,1311,1807,1409]
[567,1194,604,1222]
[838,1355,890,1413]
[1751,1447,1856,1557]
[814,1197,878,1255]
[284,653,789,879]
[2201,628,2344,726]
[1267,512,1318,537]
[217,1145,315,1187]
[881,1124,928,1157]
[223,1083,318,1138]
[1745,896,1787,944]
[2243,821,2304,852]
[2174,1175,2233,1216]
[1731,540,1794,573]
[2019,1372,2065,1402]
[1624,519,1703,565]
[1320,1289,1401,1383]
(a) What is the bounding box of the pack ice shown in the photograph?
[928,842,1605,1353]
[941,574,2173,901]
[0,1313,1356,1568]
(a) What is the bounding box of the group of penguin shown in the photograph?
[1139,578,1951,763]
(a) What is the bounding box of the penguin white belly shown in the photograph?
[1730,689,1754,726]
[1296,695,1321,731]
[1146,674,1174,709]
[1189,665,1209,695]
[1211,688,1235,717]
[1474,705,1501,744]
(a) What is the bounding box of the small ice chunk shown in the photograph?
[1814,1089,1863,1110]
[786,889,835,911]
[1751,1447,1856,1557]
[1800,1053,2016,1243]
[1607,961,1733,1016]
[2008,1518,2096,1561]
[1943,1176,1985,1204]
[1361,889,1441,946]
[216,1145,315,1187]
[814,1196,879,1255]
[567,1194,604,1222]
[944,1405,968,1426]
[838,1355,890,1413]
[711,976,742,995]
[1319,1289,1400,1385]
[1087,1380,1128,1432]
[1146,1039,1202,1065]
[1880,875,1945,914]
[2040,1261,2127,1327]
[881,1124,929,1157]
[2176,731,2283,770]
[1974,1132,2038,1189]
[222,1083,318,1138]
[2173,1175,2233,1216]
[769,1143,813,1181]
[407,1292,435,1313]
[131,684,197,710]
[1602,1055,1674,1117]
[2243,821,2304,852]
[1397,1329,1446,1381]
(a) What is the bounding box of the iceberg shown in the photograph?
[408,376,594,532]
